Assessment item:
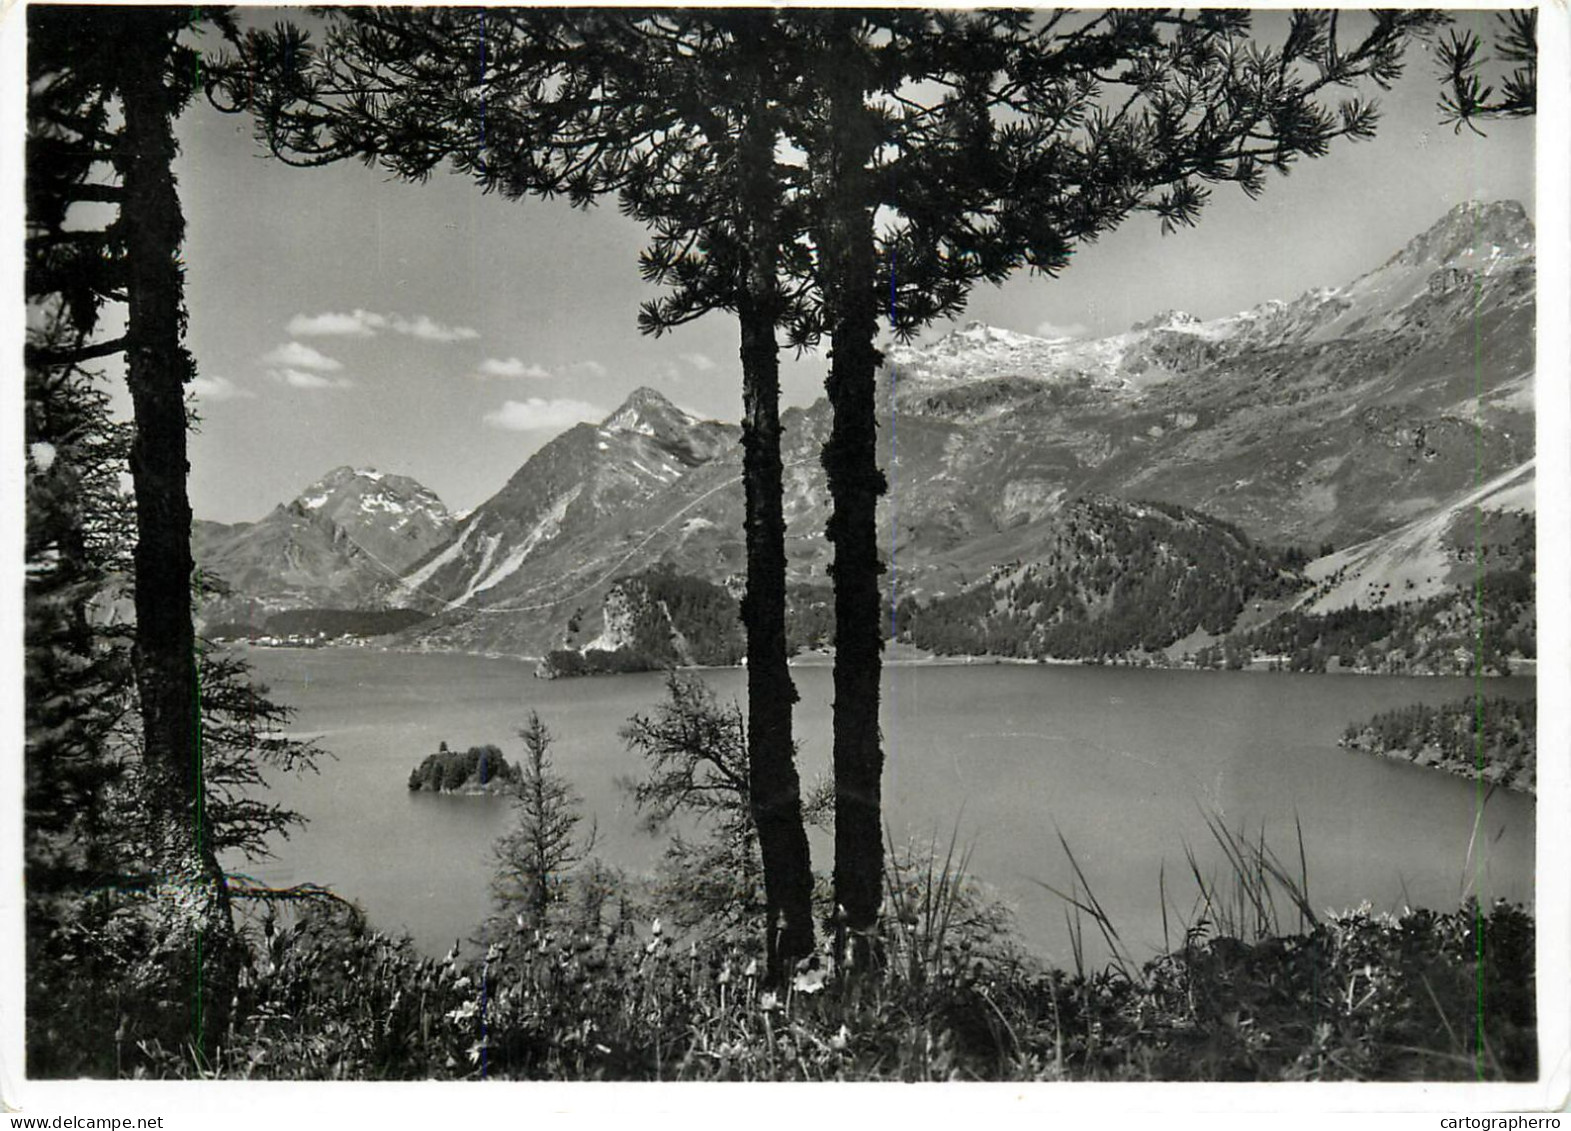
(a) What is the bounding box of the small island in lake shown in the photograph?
[408,742,522,794]
[1340,696,1536,794]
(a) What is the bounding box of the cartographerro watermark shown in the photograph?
[1440,1119,1561,1129]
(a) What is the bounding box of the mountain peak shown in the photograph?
[618,386,675,411]
[924,321,1043,356]
[602,386,697,436]
[1391,199,1533,271]
[296,466,387,507]
[287,465,448,524]
[318,465,386,484]
[1130,309,1201,333]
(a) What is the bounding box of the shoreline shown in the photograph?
[234,638,1537,680]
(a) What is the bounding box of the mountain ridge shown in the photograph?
[196,200,1535,663]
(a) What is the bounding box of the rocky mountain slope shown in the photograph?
[880,199,1533,558]
[382,389,743,654]
[194,466,453,627]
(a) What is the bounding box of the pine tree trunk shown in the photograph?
[813,17,888,970]
[736,30,816,985]
[116,10,235,1060]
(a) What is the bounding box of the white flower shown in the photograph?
[791,967,827,995]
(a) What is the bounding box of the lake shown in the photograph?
[233,646,1536,968]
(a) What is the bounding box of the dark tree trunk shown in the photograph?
[116,9,235,1060]
[736,28,816,985]
[813,16,888,970]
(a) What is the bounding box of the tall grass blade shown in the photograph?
[1159,859,1171,954]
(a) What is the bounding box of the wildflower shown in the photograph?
[829,1024,851,1052]
[759,991,780,1013]
[446,999,479,1024]
[452,975,473,991]
[651,916,663,938]
[791,967,827,995]
[743,958,758,979]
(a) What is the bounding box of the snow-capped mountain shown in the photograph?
[888,199,1535,409]
[194,466,454,626]
[875,198,1533,557]
[386,390,738,630]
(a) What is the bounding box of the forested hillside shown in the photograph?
[540,565,745,676]
[895,498,1306,660]
[1340,697,1536,792]
[1205,511,1535,674]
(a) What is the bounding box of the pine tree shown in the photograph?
[492,712,589,927]
[24,306,136,899]
[778,7,1443,967]
[213,8,823,983]
[219,8,1448,974]
[24,4,306,1066]
[1437,9,1536,130]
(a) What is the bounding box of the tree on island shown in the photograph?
[408,743,518,792]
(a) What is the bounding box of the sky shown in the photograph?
[147,11,1541,523]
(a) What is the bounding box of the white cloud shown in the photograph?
[269,367,355,391]
[566,360,608,378]
[287,309,388,337]
[1034,320,1089,341]
[189,375,254,401]
[476,357,553,380]
[261,341,344,371]
[483,397,603,432]
[391,313,480,343]
[681,352,718,372]
[285,309,478,343]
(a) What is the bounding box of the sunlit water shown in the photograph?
[234,646,1535,968]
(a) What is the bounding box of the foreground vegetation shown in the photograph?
[38,871,1534,1082]
[27,675,1536,1083]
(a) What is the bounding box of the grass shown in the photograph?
[62,816,1532,1084]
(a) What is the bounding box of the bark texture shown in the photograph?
[736,29,816,983]
[116,10,236,1057]
[813,15,889,969]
